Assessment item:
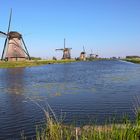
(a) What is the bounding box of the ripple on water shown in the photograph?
[0,60,140,138]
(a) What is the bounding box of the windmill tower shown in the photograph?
[80,46,86,61]
[0,9,30,61]
[89,49,98,59]
[56,38,72,59]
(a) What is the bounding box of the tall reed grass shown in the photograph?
[34,96,140,140]
[35,114,140,140]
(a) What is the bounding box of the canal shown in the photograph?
[0,60,140,139]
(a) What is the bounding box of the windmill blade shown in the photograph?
[0,32,7,38]
[83,46,85,53]
[64,38,66,49]
[56,49,64,51]
[0,34,6,38]
[67,48,72,50]
[1,38,8,60]
[0,31,7,36]
[7,9,12,33]
[21,37,31,60]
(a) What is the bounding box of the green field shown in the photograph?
[124,58,140,64]
[0,59,76,68]
[0,58,105,68]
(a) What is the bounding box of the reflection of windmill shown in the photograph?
[80,46,86,60]
[89,49,98,58]
[56,38,72,59]
[0,9,30,61]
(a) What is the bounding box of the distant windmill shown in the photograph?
[0,9,31,61]
[79,46,86,60]
[56,38,72,59]
[89,49,98,59]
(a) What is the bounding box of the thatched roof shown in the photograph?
[8,31,22,39]
[81,52,85,54]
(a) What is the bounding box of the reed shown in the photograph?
[34,99,140,140]
[23,93,140,140]
[35,114,140,140]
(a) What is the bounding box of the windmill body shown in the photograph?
[79,46,86,60]
[4,32,26,61]
[56,39,72,59]
[89,53,98,59]
[62,48,71,59]
[0,10,30,61]
[56,48,72,59]
[80,52,86,60]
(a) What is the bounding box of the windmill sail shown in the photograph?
[56,38,72,59]
[0,9,30,61]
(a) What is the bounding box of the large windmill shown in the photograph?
[56,38,72,59]
[79,46,86,60]
[0,9,31,61]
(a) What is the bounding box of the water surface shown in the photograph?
[0,60,140,139]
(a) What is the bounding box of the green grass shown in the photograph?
[36,114,140,140]
[33,94,140,140]
[123,58,140,64]
[33,103,140,140]
[0,59,76,68]
[0,58,107,68]
[20,97,140,140]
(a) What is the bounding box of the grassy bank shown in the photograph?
[124,58,140,64]
[22,97,140,140]
[32,99,140,140]
[29,96,140,140]
[35,113,140,140]
[0,59,76,68]
[0,58,106,68]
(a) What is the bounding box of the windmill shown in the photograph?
[56,38,72,59]
[79,46,86,60]
[0,9,31,61]
[89,49,98,59]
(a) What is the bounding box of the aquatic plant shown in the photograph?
[35,113,140,140]
[33,99,140,140]
[21,96,140,140]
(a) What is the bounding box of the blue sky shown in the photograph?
[0,0,140,58]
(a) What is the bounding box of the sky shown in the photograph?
[0,0,140,59]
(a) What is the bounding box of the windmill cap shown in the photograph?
[81,52,86,54]
[8,31,22,39]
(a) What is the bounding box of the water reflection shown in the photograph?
[3,68,25,95]
[0,68,37,139]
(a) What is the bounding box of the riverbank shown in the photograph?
[123,58,140,64]
[0,58,106,68]
[29,96,140,140]
[0,59,76,68]
[35,113,140,140]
